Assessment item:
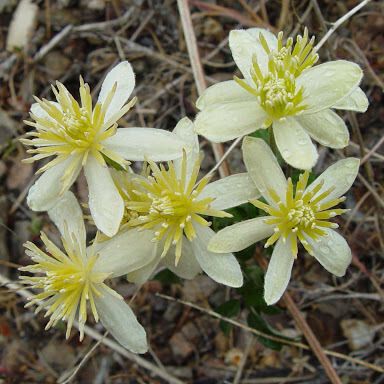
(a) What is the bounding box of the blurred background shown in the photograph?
[0,0,383,383]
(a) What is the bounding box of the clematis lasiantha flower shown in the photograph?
[19,192,156,353]
[208,137,359,305]
[195,28,368,170]
[111,118,261,287]
[21,61,187,237]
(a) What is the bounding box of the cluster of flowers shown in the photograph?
[20,28,367,353]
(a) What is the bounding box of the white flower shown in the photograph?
[21,61,187,237]
[111,118,261,287]
[195,28,368,170]
[20,191,151,353]
[208,137,359,305]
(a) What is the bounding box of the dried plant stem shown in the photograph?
[0,274,184,384]
[177,0,230,178]
[315,0,371,51]
[157,293,384,374]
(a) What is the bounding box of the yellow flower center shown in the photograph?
[251,171,347,257]
[20,231,111,340]
[235,28,318,125]
[120,154,231,264]
[21,77,136,182]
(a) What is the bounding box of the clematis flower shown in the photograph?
[195,28,368,170]
[111,118,261,287]
[21,61,187,237]
[208,137,359,304]
[19,191,156,353]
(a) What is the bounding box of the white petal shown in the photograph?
[48,191,85,244]
[104,128,186,162]
[194,101,267,143]
[96,289,147,353]
[94,229,158,277]
[84,156,124,237]
[333,87,369,113]
[306,228,352,276]
[296,109,349,149]
[127,253,161,285]
[199,173,260,211]
[196,80,254,110]
[97,61,135,122]
[304,157,359,204]
[27,155,81,211]
[172,117,199,179]
[298,61,363,114]
[208,217,274,253]
[192,225,243,287]
[273,117,318,170]
[264,238,295,305]
[229,28,277,84]
[242,136,287,204]
[161,239,202,279]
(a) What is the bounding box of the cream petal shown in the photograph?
[96,289,147,353]
[48,191,85,245]
[94,229,158,278]
[332,87,368,113]
[199,173,260,211]
[30,101,62,120]
[208,217,274,253]
[172,117,199,179]
[161,239,202,279]
[104,128,186,161]
[264,238,295,305]
[27,155,82,212]
[127,252,161,285]
[296,109,349,149]
[229,28,277,84]
[192,225,243,287]
[242,136,287,204]
[97,61,135,122]
[273,117,318,170]
[194,101,267,143]
[196,80,254,110]
[298,61,363,114]
[304,157,359,203]
[306,228,352,276]
[84,156,124,237]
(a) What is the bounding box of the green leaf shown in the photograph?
[216,299,241,335]
[102,153,126,171]
[153,269,181,284]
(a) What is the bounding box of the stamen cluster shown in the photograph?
[252,171,347,256]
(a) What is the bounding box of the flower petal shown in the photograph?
[208,217,274,253]
[298,61,363,114]
[194,101,267,143]
[332,87,368,113]
[304,157,359,203]
[264,238,295,305]
[104,128,186,162]
[27,155,81,211]
[94,229,158,277]
[196,80,254,110]
[97,61,135,122]
[242,136,287,204]
[229,28,277,84]
[273,117,318,170]
[162,239,202,279]
[200,173,260,211]
[172,117,199,179]
[192,225,243,287]
[30,101,62,120]
[96,289,147,353]
[84,156,124,237]
[48,191,85,244]
[306,228,352,276]
[296,109,349,149]
[127,253,161,285]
